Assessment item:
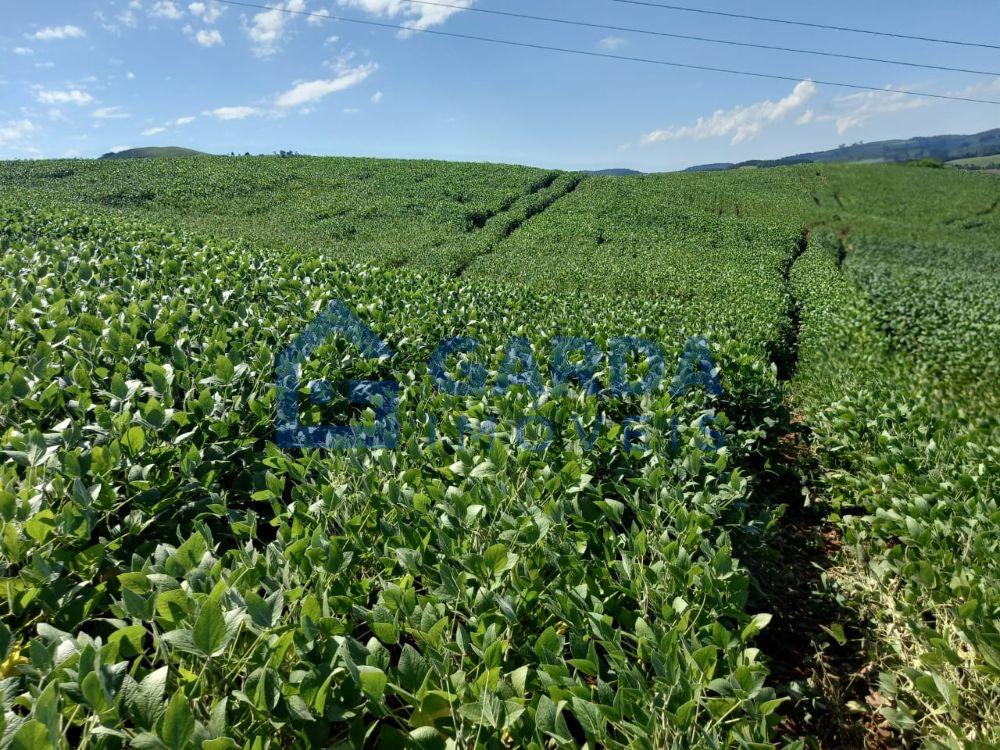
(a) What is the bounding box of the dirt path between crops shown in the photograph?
[753,230,901,748]
[751,418,899,748]
[451,172,584,277]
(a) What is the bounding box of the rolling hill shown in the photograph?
[1,154,999,749]
[685,127,1000,171]
[98,146,209,160]
[947,152,1000,169]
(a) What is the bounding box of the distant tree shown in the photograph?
[904,158,944,169]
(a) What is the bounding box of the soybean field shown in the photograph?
[0,157,998,750]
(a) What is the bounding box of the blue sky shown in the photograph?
[2,0,998,170]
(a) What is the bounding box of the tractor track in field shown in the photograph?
[943,195,1000,226]
[450,172,585,277]
[752,421,892,749]
[468,171,561,231]
[773,227,810,382]
[754,230,900,749]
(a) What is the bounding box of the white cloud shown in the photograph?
[246,0,306,57]
[641,80,817,146]
[195,28,224,46]
[275,63,377,107]
[799,80,985,136]
[151,1,184,20]
[796,109,815,125]
[819,87,927,134]
[127,71,136,80]
[189,1,225,23]
[92,106,131,119]
[30,25,86,41]
[110,145,132,153]
[0,119,36,147]
[337,0,472,34]
[96,11,116,32]
[13,47,34,56]
[97,7,139,33]
[308,8,331,24]
[141,115,197,135]
[343,107,360,114]
[598,36,626,51]
[205,105,263,120]
[949,76,1000,100]
[325,34,340,45]
[35,89,94,106]
[324,49,358,70]
[370,90,382,104]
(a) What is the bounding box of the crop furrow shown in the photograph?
[771,228,810,381]
[449,172,585,276]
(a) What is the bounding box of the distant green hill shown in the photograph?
[588,168,644,176]
[99,146,208,160]
[947,153,1000,169]
[686,128,1000,172]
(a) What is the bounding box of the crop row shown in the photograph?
[845,235,1000,387]
[467,174,804,367]
[0,157,558,270]
[791,233,1000,749]
[0,201,795,749]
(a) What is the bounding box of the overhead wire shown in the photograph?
[611,0,1000,51]
[214,0,1000,106]
[397,0,1000,78]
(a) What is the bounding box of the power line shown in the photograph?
[214,0,1000,106]
[399,0,1000,78]
[612,0,1000,51]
